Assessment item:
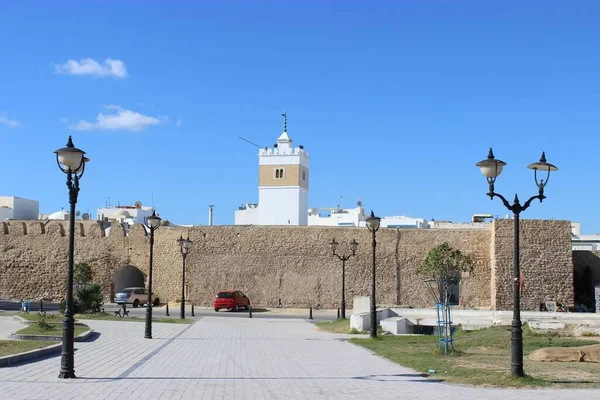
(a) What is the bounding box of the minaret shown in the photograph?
[257,111,309,225]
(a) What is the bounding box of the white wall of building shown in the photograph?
[308,206,364,227]
[235,204,260,225]
[258,186,306,225]
[0,207,13,220]
[0,196,39,220]
[258,149,310,168]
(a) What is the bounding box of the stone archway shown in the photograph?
[113,266,145,299]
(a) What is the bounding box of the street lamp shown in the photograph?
[54,135,88,379]
[177,235,193,319]
[329,238,358,319]
[365,210,381,339]
[476,148,558,377]
[144,210,161,339]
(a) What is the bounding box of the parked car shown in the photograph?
[214,290,250,312]
[114,287,159,308]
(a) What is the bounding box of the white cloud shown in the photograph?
[70,105,162,132]
[176,119,182,127]
[0,115,19,127]
[54,58,128,78]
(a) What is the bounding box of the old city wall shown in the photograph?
[0,220,149,302]
[0,219,574,310]
[491,219,574,310]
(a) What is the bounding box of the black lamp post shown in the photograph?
[54,136,88,379]
[365,210,381,339]
[329,238,358,319]
[476,148,558,377]
[144,210,161,339]
[177,235,193,319]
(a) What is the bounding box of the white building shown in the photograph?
[308,204,364,227]
[571,222,600,251]
[40,209,70,220]
[0,196,39,220]
[96,201,155,226]
[307,203,429,228]
[235,112,310,226]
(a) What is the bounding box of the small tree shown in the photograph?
[420,242,473,355]
[419,242,473,304]
[74,262,93,287]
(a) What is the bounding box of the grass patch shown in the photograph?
[74,312,195,324]
[349,325,600,388]
[0,340,59,357]
[16,323,89,337]
[17,312,62,322]
[315,318,363,334]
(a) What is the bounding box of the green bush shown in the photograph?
[76,284,103,313]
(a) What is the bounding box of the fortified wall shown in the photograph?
[0,219,575,310]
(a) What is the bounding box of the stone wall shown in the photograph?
[0,219,576,311]
[491,219,574,310]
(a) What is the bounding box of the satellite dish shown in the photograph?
[134,201,142,209]
[75,211,81,217]
[82,213,90,220]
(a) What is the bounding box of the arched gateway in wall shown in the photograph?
[112,265,145,300]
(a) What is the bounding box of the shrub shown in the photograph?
[37,311,52,331]
[76,284,103,313]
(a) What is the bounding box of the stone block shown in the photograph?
[380,317,412,335]
[573,325,600,337]
[528,319,566,332]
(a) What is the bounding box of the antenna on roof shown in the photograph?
[238,136,264,149]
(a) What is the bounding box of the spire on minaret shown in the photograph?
[282,109,287,133]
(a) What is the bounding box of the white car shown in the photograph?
[114,287,159,308]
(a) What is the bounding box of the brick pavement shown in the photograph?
[0,317,598,399]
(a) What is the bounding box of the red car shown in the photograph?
[214,290,250,312]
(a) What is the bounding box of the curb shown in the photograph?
[1,329,94,368]
[13,315,87,327]
[8,329,94,342]
[0,343,62,368]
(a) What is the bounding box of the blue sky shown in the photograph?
[1,1,599,231]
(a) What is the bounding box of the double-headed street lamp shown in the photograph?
[144,210,162,339]
[365,211,381,339]
[329,238,358,319]
[54,136,89,379]
[476,148,558,377]
[177,235,193,319]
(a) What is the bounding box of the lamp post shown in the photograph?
[177,235,193,319]
[329,238,358,319]
[144,210,161,339]
[365,210,381,339]
[54,135,88,379]
[476,148,558,377]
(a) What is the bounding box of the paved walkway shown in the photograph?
[0,317,599,399]
[0,316,25,339]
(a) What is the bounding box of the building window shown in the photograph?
[302,171,306,181]
[274,168,285,179]
[275,169,280,178]
[280,169,284,178]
